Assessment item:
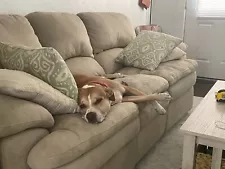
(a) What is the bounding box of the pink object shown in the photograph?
[135,25,162,35]
[139,0,151,9]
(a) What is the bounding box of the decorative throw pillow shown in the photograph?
[0,42,78,100]
[115,31,182,71]
[162,47,186,62]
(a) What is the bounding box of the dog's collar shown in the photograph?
[89,81,109,88]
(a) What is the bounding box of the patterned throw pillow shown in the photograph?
[0,42,78,100]
[116,31,182,71]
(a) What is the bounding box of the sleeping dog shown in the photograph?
[74,73,171,123]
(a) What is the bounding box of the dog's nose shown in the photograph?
[86,112,97,123]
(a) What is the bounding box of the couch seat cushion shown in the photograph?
[0,14,41,48]
[66,57,105,76]
[95,48,124,74]
[169,72,197,100]
[114,74,169,94]
[113,74,170,128]
[26,12,93,60]
[27,102,139,169]
[118,59,197,86]
[140,59,197,85]
[114,74,170,127]
[56,119,139,169]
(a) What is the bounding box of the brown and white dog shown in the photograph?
[74,73,171,123]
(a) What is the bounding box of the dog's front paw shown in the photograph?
[156,93,172,101]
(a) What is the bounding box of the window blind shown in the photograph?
[197,0,225,18]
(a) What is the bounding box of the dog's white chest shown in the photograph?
[82,85,95,89]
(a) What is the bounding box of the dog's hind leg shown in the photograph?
[124,86,172,101]
[152,101,167,115]
[122,95,153,102]
[100,73,127,79]
[122,93,171,102]
[122,93,171,115]
[123,86,146,96]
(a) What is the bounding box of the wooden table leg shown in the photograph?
[182,135,196,169]
[211,148,222,169]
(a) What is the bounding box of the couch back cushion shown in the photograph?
[66,57,105,76]
[78,12,136,54]
[26,12,93,60]
[0,14,41,48]
[95,48,124,74]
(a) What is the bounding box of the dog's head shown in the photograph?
[77,85,115,123]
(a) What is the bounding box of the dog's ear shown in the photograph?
[105,88,115,101]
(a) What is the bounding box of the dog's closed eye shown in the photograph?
[80,104,87,109]
[95,98,103,105]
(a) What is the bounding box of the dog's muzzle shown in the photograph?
[86,112,97,123]
[83,112,104,123]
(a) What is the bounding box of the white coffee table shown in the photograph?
[181,80,225,169]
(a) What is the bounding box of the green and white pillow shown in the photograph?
[0,42,78,101]
[116,31,182,71]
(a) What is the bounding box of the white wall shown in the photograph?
[0,0,150,26]
[151,0,186,39]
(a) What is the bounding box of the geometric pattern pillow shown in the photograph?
[116,31,182,71]
[0,42,78,101]
[162,47,186,62]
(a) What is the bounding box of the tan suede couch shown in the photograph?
[0,12,197,169]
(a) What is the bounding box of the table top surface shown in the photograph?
[181,80,225,142]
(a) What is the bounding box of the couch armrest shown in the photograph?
[0,69,77,115]
[0,94,54,138]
